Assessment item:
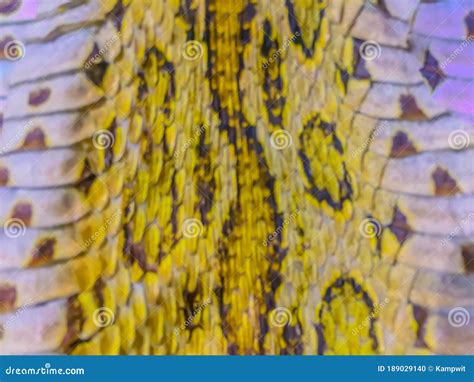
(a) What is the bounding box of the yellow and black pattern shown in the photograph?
[0,0,473,355]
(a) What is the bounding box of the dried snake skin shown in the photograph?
[0,0,473,355]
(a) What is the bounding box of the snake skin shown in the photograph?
[0,0,473,355]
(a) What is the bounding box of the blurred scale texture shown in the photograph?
[0,0,473,355]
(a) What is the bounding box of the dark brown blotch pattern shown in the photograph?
[29,238,56,267]
[388,206,411,243]
[461,244,474,274]
[0,167,9,186]
[419,50,445,91]
[0,285,16,313]
[22,127,46,149]
[28,88,51,106]
[390,131,417,158]
[12,203,33,226]
[399,95,427,121]
[431,166,460,196]
[0,0,20,14]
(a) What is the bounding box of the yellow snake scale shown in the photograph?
[0,0,473,355]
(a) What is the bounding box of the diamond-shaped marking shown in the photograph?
[419,50,446,91]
